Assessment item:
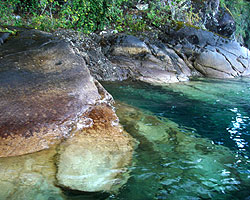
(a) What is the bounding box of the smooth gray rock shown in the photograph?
[194,49,236,78]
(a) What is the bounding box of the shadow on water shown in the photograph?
[62,189,110,200]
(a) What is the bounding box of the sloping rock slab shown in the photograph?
[0,29,101,157]
[167,26,250,78]
[102,35,191,84]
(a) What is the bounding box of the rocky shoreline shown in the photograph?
[53,25,250,85]
[0,28,135,195]
[0,25,250,197]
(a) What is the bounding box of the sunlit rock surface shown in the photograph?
[0,28,134,197]
[115,102,250,200]
[0,28,100,157]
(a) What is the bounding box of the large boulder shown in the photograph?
[56,105,134,192]
[0,29,100,157]
[101,34,192,84]
[0,28,134,193]
[166,26,250,78]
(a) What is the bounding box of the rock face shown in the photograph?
[105,35,191,84]
[0,32,10,45]
[54,28,250,85]
[191,0,236,38]
[86,28,250,84]
[0,28,134,193]
[166,26,250,78]
[0,29,100,157]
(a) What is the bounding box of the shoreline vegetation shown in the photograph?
[1,0,250,45]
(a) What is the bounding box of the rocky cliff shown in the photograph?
[53,24,250,85]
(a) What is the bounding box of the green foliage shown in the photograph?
[114,0,199,33]
[220,0,250,41]
[0,0,199,34]
[58,0,127,33]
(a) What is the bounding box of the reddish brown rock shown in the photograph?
[0,29,101,157]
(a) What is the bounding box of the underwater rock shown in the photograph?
[56,105,134,192]
[0,105,134,199]
[115,102,250,199]
[0,146,64,200]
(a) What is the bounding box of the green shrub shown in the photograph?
[0,0,207,34]
[220,0,250,41]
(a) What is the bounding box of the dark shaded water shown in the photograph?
[101,78,250,200]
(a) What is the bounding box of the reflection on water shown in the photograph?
[227,108,249,155]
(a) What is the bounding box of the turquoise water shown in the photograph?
[1,78,250,200]
[100,78,250,200]
[104,78,250,157]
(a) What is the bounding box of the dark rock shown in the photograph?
[53,27,250,84]
[205,7,236,38]
[166,26,250,79]
[109,35,151,56]
[101,34,191,84]
[0,32,10,45]
[191,0,236,38]
[0,29,102,157]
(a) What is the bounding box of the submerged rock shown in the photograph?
[115,102,250,199]
[0,146,63,200]
[0,105,134,199]
[56,105,134,192]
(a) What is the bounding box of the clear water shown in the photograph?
[1,78,250,200]
[101,78,250,200]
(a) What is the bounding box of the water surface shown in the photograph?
[102,78,250,200]
[1,78,250,200]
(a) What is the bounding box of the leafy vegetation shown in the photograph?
[220,0,250,41]
[0,0,198,33]
[0,0,249,43]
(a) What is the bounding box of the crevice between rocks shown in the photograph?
[216,48,240,76]
[165,43,195,74]
[195,62,233,76]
